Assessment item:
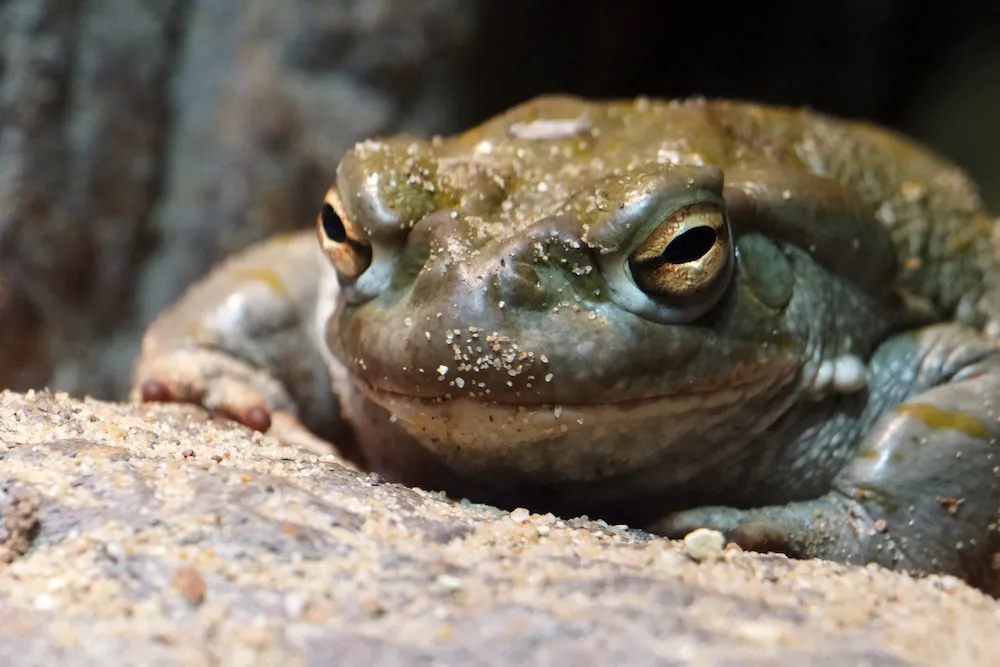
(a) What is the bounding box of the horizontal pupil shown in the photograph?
[660,226,716,264]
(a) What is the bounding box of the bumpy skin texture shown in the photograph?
[134,96,1000,593]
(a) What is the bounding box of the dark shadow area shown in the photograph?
[460,1,1000,130]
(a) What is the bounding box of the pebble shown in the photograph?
[509,507,531,522]
[683,528,726,562]
[33,594,59,611]
[173,566,207,605]
[436,574,464,592]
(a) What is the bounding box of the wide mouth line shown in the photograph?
[358,376,751,410]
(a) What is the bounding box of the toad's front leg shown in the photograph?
[653,323,1000,594]
[132,231,352,457]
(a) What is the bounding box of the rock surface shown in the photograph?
[1,389,999,666]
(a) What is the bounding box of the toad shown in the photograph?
[134,96,1000,593]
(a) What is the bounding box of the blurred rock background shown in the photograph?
[1,0,998,400]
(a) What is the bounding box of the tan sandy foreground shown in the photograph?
[1,390,999,666]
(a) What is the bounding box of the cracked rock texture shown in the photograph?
[2,389,1000,666]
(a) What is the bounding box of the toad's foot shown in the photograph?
[133,347,342,459]
[131,232,356,461]
[135,347,285,434]
[653,324,1000,595]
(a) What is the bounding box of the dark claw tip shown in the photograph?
[140,379,174,403]
[243,405,272,433]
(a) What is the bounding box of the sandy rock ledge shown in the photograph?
[1,390,999,666]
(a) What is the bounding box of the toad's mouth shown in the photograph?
[351,371,796,482]
[346,350,795,411]
[352,355,792,421]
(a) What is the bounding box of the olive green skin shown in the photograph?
[135,96,1000,593]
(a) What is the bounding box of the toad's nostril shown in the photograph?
[493,258,546,309]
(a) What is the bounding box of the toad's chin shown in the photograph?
[353,379,787,485]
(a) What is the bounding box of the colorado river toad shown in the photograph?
[134,96,1000,593]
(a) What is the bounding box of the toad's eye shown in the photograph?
[317,188,372,283]
[628,202,732,306]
